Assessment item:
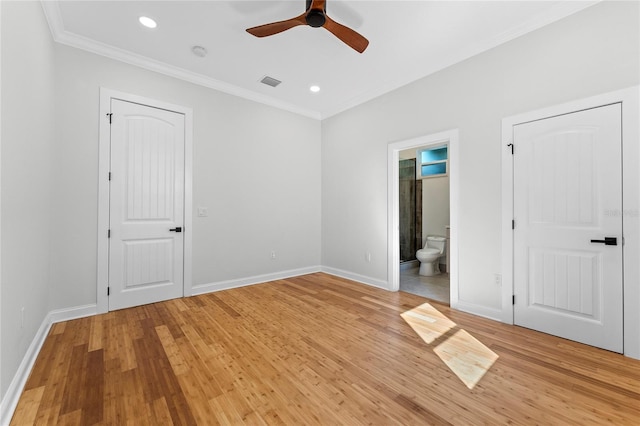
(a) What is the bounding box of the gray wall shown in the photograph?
[321,1,640,308]
[1,1,56,397]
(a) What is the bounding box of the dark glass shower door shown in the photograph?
[399,159,422,262]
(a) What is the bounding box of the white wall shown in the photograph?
[322,1,640,310]
[0,1,56,398]
[422,176,449,245]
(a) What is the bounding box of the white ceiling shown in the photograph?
[42,1,598,119]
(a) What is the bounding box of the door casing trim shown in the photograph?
[501,86,640,359]
[97,88,193,313]
[387,129,459,307]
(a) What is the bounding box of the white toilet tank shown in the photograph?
[426,235,446,252]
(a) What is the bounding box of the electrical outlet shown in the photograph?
[494,273,502,287]
[271,250,276,260]
[197,207,208,217]
[366,252,371,263]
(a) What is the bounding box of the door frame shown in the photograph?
[97,88,193,314]
[387,129,459,306]
[501,86,640,359]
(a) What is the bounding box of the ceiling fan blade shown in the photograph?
[246,14,307,38]
[323,16,369,53]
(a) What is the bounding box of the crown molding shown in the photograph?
[41,0,598,121]
[40,1,322,120]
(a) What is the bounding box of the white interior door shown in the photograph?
[108,99,185,311]
[513,103,623,353]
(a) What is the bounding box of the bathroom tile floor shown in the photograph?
[400,266,450,304]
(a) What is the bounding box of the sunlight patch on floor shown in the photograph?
[401,303,455,344]
[401,303,499,389]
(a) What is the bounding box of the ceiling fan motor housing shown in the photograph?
[306,10,326,28]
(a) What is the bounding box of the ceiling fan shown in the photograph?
[246,0,369,53]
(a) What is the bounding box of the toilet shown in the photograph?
[416,235,446,276]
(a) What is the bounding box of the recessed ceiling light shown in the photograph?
[310,85,321,93]
[139,16,157,29]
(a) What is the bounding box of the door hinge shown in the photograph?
[107,113,113,124]
[507,143,514,155]
[512,295,515,305]
[108,172,111,181]
[108,229,111,238]
[107,287,110,296]
[512,219,515,230]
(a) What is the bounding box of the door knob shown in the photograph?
[169,227,182,233]
[590,237,617,246]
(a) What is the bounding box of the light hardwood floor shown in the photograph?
[10,273,640,425]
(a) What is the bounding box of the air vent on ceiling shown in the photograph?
[260,76,282,88]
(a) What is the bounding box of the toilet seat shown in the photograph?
[417,248,440,255]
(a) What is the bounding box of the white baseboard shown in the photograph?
[451,300,502,322]
[190,266,322,296]
[0,314,51,426]
[321,266,390,290]
[0,304,97,426]
[48,304,98,324]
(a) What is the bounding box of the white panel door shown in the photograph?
[108,99,185,311]
[513,104,623,353]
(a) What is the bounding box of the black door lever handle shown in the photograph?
[590,237,617,246]
[169,227,182,233]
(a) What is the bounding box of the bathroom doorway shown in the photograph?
[398,146,450,303]
[387,129,459,306]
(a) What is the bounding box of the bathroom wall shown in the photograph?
[421,176,450,245]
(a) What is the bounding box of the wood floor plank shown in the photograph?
[10,272,640,425]
[56,409,82,426]
[87,315,103,352]
[149,397,173,425]
[49,322,66,336]
[10,386,44,425]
